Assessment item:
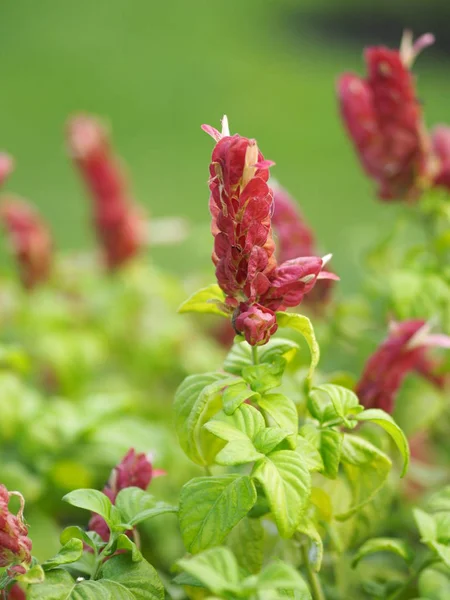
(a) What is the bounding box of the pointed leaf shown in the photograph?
[227,517,264,575]
[252,450,311,537]
[352,538,415,568]
[42,538,84,571]
[336,435,392,520]
[276,312,319,387]
[179,475,257,554]
[174,372,238,465]
[177,547,240,596]
[308,384,362,426]
[356,408,410,477]
[62,489,113,522]
[222,380,259,415]
[224,338,298,376]
[253,428,292,454]
[100,553,165,599]
[114,487,177,527]
[257,561,311,597]
[178,284,229,317]
[242,356,286,394]
[258,393,298,442]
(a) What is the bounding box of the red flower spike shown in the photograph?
[0,197,53,290]
[0,486,32,569]
[356,320,450,414]
[431,125,450,189]
[0,153,14,188]
[204,118,337,345]
[66,114,146,270]
[88,449,164,542]
[337,33,434,201]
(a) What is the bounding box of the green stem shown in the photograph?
[204,465,212,476]
[251,345,259,365]
[301,542,325,600]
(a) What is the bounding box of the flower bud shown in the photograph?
[0,486,32,568]
[234,303,278,346]
[431,125,450,190]
[0,197,53,289]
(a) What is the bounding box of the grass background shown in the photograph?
[1,0,449,291]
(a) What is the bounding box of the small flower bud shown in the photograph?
[233,303,278,346]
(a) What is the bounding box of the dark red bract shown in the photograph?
[356,320,450,413]
[0,198,53,290]
[67,115,145,270]
[0,486,32,569]
[338,45,429,201]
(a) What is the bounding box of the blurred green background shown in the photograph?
[1,0,449,291]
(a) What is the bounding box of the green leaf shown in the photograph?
[224,338,298,376]
[62,489,113,522]
[295,434,324,473]
[178,284,229,317]
[414,508,437,543]
[319,429,343,479]
[242,356,286,394]
[276,312,319,387]
[256,561,311,597]
[336,434,392,520]
[174,372,238,465]
[114,487,177,527]
[258,393,298,443]
[42,538,84,571]
[351,538,415,568]
[253,427,292,455]
[252,449,311,537]
[222,380,259,415]
[104,534,143,562]
[427,486,450,513]
[356,408,410,477]
[100,553,165,599]
[16,565,45,584]
[179,475,257,554]
[419,568,450,600]
[299,425,342,478]
[28,569,76,599]
[308,384,362,426]
[297,516,324,572]
[227,517,264,575]
[204,404,266,465]
[177,547,240,596]
[60,526,100,551]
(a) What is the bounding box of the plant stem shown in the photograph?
[204,465,212,476]
[132,527,141,550]
[301,542,326,600]
[251,345,259,365]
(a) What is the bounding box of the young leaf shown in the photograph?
[276,312,319,387]
[62,489,113,522]
[258,393,299,442]
[104,534,143,562]
[223,337,298,376]
[16,565,45,584]
[419,568,450,600]
[356,408,410,476]
[60,526,100,551]
[227,517,264,575]
[204,404,266,465]
[351,538,415,568]
[253,427,292,455]
[179,475,257,554]
[178,284,229,317]
[114,487,177,527]
[177,547,240,596]
[336,434,392,520]
[174,372,238,465]
[222,380,259,415]
[414,508,437,543]
[242,356,286,394]
[308,384,362,426]
[42,538,84,571]
[295,434,324,473]
[319,429,343,479]
[256,561,311,597]
[252,449,311,537]
[100,553,165,599]
[427,486,450,513]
